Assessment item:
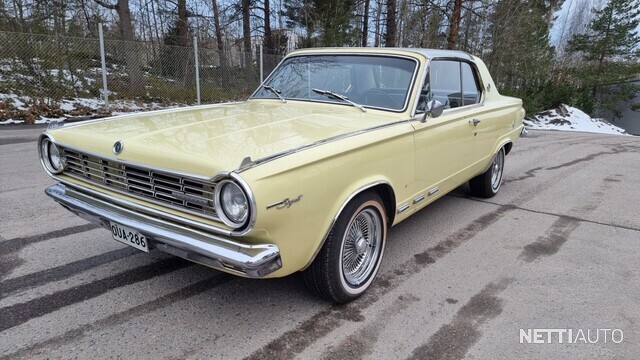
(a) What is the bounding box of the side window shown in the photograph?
[430,60,462,109]
[461,62,481,105]
[417,59,482,113]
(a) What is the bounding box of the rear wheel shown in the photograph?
[469,147,505,198]
[303,192,387,303]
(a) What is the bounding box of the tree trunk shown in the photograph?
[263,0,272,52]
[385,0,396,47]
[212,0,226,68]
[115,0,144,92]
[447,0,462,49]
[362,0,370,47]
[242,0,252,72]
[176,0,191,85]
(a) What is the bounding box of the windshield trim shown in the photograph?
[250,53,421,113]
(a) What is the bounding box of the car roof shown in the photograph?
[287,47,474,61]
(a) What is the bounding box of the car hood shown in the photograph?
[49,100,402,177]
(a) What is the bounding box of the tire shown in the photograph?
[469,147,506,198]
[303,192,387,303]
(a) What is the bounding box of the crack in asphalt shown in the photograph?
[452,196,640,233]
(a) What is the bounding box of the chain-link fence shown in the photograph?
[0,30,285,113]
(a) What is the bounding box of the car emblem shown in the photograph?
[266,195,303,210]
[113,140,124,155]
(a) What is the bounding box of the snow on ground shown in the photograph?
[0,93,179,125]
[524,104,628,135]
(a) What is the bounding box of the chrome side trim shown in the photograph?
[236,119,411,173]
[396,203,410,214]
[428,187,439,196]
[413,194,425,204]
[300,180,392,271]
[45,183,281,278]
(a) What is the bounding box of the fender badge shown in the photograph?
[113,140,124,155]
[266,195,303,210]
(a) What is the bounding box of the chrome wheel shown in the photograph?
[341,208,382,287]
[490,148,505,191]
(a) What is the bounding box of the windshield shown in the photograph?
[251,55,417,111]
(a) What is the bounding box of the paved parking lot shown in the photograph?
[1,126,639,359]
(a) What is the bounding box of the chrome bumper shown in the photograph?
[45,184,282,278]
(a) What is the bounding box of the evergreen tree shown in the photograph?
[284,0,357,47]
[567,0,640,117]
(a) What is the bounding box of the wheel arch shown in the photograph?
[300,180,396,271]
[503,141,513,155]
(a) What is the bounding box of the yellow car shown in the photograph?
[39,48,525,303]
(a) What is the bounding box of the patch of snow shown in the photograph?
[0,119,24,125]
[0,93,29,110]
[35,116,67,124]
[59,102,76,111]
[524,104,628,136]
[0,92,188,125]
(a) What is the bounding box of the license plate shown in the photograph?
[110,222,149,252]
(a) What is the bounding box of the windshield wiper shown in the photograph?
[312,88,366,113]
[262,84,286,103]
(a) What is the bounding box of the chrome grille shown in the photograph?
[61,148,218,218]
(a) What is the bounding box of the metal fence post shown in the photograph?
[194,36,201,105]
[259,44,264,83]
[98,23,109,110]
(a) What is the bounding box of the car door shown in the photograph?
[411,59,484,200]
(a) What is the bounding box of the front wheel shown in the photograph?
[469,147,505,198]
[303,192,387,303]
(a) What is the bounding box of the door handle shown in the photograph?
[470,118,481,126]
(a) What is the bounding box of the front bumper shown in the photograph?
[45,183,282,278]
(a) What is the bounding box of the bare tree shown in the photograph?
[212,0,226,66]
[95,0,144,92]
[385,0,396,46]
[447,0,462,49]
[362,0,370,46]
[242,0,252,69]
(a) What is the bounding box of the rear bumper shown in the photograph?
[45,183,282,278]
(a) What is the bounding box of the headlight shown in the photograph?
[39,135,64,174]
[214,180,249,228]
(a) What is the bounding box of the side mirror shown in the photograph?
[421,100,445,122]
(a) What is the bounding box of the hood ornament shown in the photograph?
[113,140,124,155]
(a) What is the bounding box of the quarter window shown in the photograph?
[461,62,480,105]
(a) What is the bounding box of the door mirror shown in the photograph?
[421,100,445,122]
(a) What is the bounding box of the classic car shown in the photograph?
[39,48,525,303]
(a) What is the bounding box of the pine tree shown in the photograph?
[567,0,640,117]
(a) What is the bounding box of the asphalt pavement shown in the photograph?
[1,126,639,359]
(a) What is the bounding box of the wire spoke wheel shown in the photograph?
[341,208,382,286]
[303,192,387,303]
[490,149,505,191]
